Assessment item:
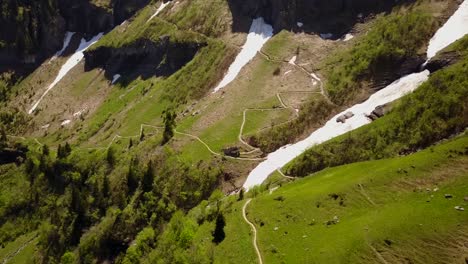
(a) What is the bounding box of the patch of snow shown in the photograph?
[61,120,71,126]
[55,32,75,58]
[297,22,304,28]
[283,70,292,76]
[73,109,86,117]
[213,17,273,93]
[427,0,468,59]
[342,33,354,42]
[311,73,321,81]
[112,74,121,84]
[320,33,333,40]
[312,79,318,86]
[29,33,104,114]
[243,71,430,190]
[147,1,171,23]
[41,124,50,129]
[288,55,297,65]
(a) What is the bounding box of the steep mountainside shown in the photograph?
[0,0,467,263]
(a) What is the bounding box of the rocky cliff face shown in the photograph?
[229,0,414,35]
[0,0,65,76]
[0,0,150,78]
[425,51,462,72]
[84,37,205,81]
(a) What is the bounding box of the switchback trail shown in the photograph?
[242,199,263,264]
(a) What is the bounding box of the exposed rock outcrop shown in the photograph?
[0,0,150,78]
[228,0,414,35]
[425,51,462,73]
[369,55,426,91]
[367,104,391,121]
[223,147,241,158]
[0,148,26,165]
[84,37,206,81]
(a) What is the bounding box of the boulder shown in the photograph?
[336,111,354,123]
[425,51,461,73]
[223,147,240,158]
[84,38,206,81]
[336,115,346,123]
[228,0,413,35]
[344,111,354,119]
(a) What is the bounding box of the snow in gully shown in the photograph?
[243,0,468,190]
[213,18,273,93]
[28,33,104,114]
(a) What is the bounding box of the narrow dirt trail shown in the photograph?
[13,49,326,162]
[242,199,263,264]
[1,235,37,264]
[276,168,296,180]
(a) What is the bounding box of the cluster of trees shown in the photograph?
[286,46,468,177]
[0,134,225,263]
[0,0,59,54]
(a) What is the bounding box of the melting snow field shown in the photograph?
[54,32,75,58]
[342,33,354,42]
[112,74,121,84]
[29,33,104,114]
[213,18,273,92]
[427,0,468,59]
[243,71,430,190]
[243,0,468,190]
[147,1,170,23]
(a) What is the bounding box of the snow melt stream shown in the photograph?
[54,32,75,58]
[29,33,104,114]
[426,0,468,59]
[213,18,273,92]
[147,1,170,23]
[243,71,429,189]
[243,0,468,190]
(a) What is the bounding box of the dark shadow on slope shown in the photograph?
[227,0,416,37]
[84,37,206,82]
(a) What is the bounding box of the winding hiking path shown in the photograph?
[242,199,263,264]
[1,235,37,264]
[14,48,328,163]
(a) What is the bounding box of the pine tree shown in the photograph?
[127,157,139,194]
[57,144,63,159]
[103,174,110,198]
[63,142,72,157]
[0,125,7,149]
[106,147,116,166]
[212,213,226,244]
[238,188,244,201]
[42,144,50,156]
[142,160,154,192]
[161,110,176,145]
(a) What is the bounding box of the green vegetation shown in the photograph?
[324,10,437,105]
[0,136,223,263]
[166,0,230,37]
[287,37,468,177]
[1,0,467,263]
[249,96,335,153]
[139,133,468,263]
[217,134,468,263]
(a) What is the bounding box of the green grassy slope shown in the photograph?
[220,133,468,263]
[287,35,468,177]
